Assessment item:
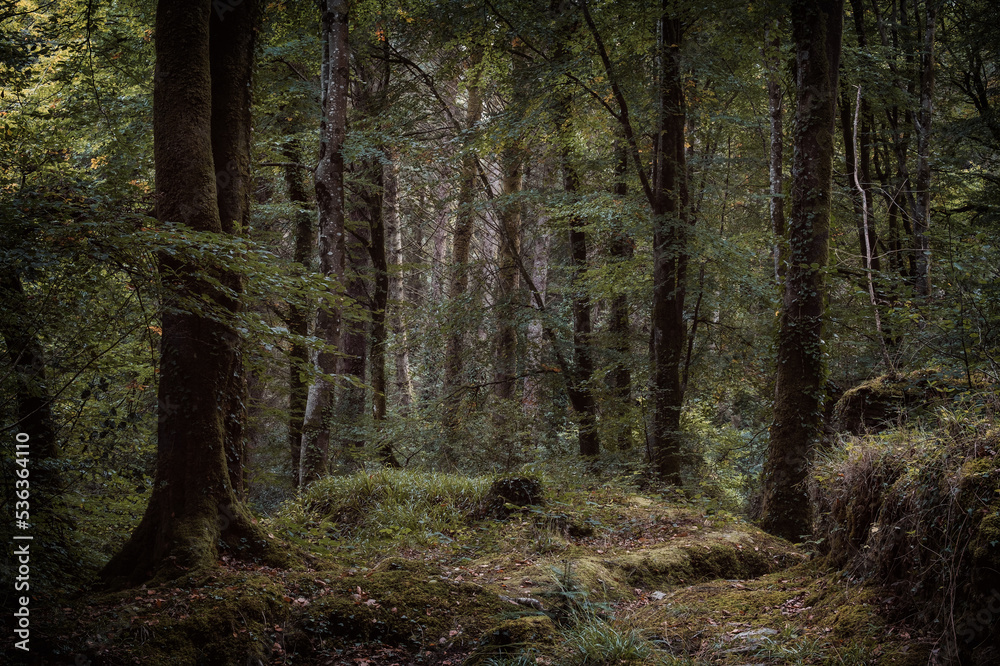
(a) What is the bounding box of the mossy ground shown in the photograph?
[28,468,939,664]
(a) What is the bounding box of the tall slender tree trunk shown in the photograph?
[444,53,483,402]
[494,147,522,402]
[430,183,449,304]
[912,0,937,297]
[283,140,313,486]
[760,0,844,542]
[301,0,349,486]
[369,185,389,423]
[840,91,880,273]
[564,146,599,457]
[102,0,282,586]
[384,151,414,409]
[523,230,551,416]
[650,9,688,484]
[339,200,372,450]
[553,10,599,457]
[368,160,399,466]
[607,139,633,450]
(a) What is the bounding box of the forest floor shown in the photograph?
[31,469,936,665]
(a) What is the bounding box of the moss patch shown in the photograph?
[630,563,930,664]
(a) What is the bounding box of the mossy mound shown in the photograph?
[832,369,967,434]
[473,476,544,519]
[612,526,803,589]
[811,410,1000,663]
[630,563,931,664]
[284,557,515,658]
[31,571,290,666]
[468,615,557,663]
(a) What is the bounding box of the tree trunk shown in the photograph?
[650,10,688,484]
[553,11,599,458]
[369,190,389,424]
[840,91,880,274]
[607,139,633,450]
[760,0,844,542]
[384,150,415,410]
[443,53,483,403]
[301,0,349,486]
[912,0,936,297]
[369,156,399,467]
[339,198,372,451]
[494,147,522,402]
[101,0,282,587]
[564,147,598,457]
[523,230,551,416]
[284,140,313,487]
[210,0,255,498]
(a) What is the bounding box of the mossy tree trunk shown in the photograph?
[301,0,349,486]
[100,0,283,586]
[563,135,599,457]
[760,0,844,542]
[579,0,686,472]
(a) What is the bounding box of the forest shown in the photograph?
[1,0,999,663]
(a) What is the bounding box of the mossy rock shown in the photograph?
[614,529,800,588]
[832,369,962,434]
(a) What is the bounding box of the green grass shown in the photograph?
[271,468,497,559]
[565,619,657,664]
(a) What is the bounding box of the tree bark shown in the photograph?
[301,0,349,486]
[840,90,880,273]
[101,0,282,586]
[563,144,598,457]
[650,9,688,484]
[210,0,255,498]
[760,0,844,542]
